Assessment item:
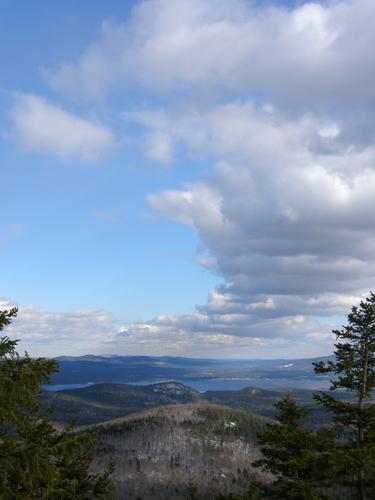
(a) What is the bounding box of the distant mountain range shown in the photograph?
[51,354,333,385]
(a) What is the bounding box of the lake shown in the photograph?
[43,382,95,392]
[43,376,330,392]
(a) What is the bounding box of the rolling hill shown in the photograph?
[43,380,336,427]
[43,382,205,425]
[90,404,269,499]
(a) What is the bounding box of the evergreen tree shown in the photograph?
[0,307,113,499]
[252,394,335,499]
[314,292,375,500]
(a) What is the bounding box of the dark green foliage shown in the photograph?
[252,294,375,500]
[253,394,335,499]
[186,480,199,499]
[97,414,166,437]
[214,483,275,499]
[0,308,112,499]
[45,379,354,431]
[314,293,375,499]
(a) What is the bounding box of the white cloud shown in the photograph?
[114,307,335,358]
[318,124,340,139]
[0,294,333,358]
[0,298,272,358]
[148,183,223,227]
[144,130,174,163]
[143,101,375,353]
[2,298,119,356]
[10,0,375,356]
[46,0,375,118]
[11,94,115,161]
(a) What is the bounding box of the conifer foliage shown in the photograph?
[314,292,375,500]
[253,394,334,499]
[253,293,375,500]
[0,307,112,499]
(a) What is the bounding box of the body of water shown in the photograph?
[44,377,330,392]
[43,382,95,392]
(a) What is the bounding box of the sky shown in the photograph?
[1,0,375,359]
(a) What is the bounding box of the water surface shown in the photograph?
[44,377,330,392]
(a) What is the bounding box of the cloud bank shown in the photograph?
[7,0,375,357]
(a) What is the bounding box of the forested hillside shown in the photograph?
[43,381,354,428]
[43,382,205,425]
[91,404,269,499]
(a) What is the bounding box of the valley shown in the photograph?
[40,355,360,498]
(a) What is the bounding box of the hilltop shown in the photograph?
[43,380,338,428]
[90,403,269,499]
[43,382,205,425]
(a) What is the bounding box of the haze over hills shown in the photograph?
[51,354,333,385]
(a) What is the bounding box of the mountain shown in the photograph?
[90,404,269,499]
[206,385,316,418]
[50,354,333,385]
[43,380,339,427]
[43,382,205,425]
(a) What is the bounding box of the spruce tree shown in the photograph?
[314,292,375,500]
[0,307,112,499]
[252,394,335,499]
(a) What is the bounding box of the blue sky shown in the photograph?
[1,0,218,316]
[2,0,375,358]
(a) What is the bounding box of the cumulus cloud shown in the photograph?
[11,94,115,161]
[114,306,336,358]
[18,0,375,356]
[46,0,375,116]
[1,298,120,356]
[1,298,276,358]
[146,103,375,318]
[141,130,173,164]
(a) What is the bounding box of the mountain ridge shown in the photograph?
[43,380,332,426]
[50,354,334,385]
